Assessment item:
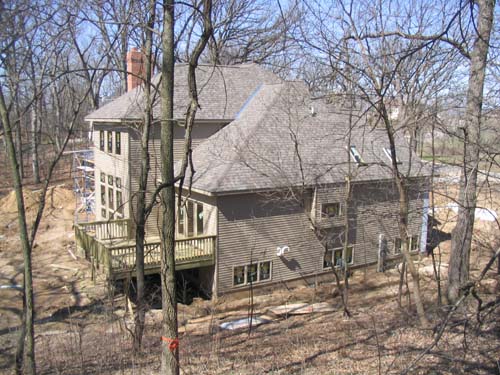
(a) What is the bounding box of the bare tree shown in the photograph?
[132,0,157,352]
[159,0,213,372]
[448,0,496,303]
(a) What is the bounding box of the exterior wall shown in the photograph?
[216,193,325,295]
[128,121,226,236]
[176,191,218,238]
[315,180,425,266]
[93,124,130,221]
[216,179,427,295]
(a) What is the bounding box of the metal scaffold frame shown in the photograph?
[69,149,95,223]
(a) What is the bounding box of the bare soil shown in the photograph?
[0,182,498,374]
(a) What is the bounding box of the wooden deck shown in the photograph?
[75,220,215,280]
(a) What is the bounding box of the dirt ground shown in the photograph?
[0,181,498,374]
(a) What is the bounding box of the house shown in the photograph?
[77,58,430,298]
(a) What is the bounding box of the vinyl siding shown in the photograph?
[128,122,226,236]
[216,180,426,295]
[216,194,325,294]
[93,125,130,221]
[316,180,425,266]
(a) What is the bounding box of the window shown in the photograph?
[321,202,342,218]
[196,203,204,235]
[233,261,272,286]
[115,132,121,155]
[394,238,402,254]
[108,175,113,186]
[349,145,366,165]
[100,172,105,183]
[247,264,258,283]
[108,188,114,210]
[234,266,245,286]
[116,177,122,188]
[178,200,205,237]
[101,208,107,218]
[410,235,419,252]
[116,190,123,215]
[259,261,271,281]
[107,131,113,152]
[100,185,106,205]
[99,131,105,151]
[383,147,401,164]
[394,236,419,254]
[178,206,185,235]
[323,246,353,269]
[187,201,194,236]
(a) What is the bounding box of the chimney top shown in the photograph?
[126,48,145,92]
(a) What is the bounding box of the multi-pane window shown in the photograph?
[115,132,121,155]
[349,145,366,165]
[323,246,353,269]
[321,202,342,218]
[99,171,124,218]
[394,236,420,254]
[233,261,272,286]
[107,131,113,152]
[99,131,105,151]
[178,200,204,237]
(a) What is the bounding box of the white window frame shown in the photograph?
[394,235,419,254]
[323,246,354,269]
[410,235,419,252]
[177,199,204,238]
[349,145,366,166]
[321,202,343,218]
[383,147,401,164]
[233,260,273,287]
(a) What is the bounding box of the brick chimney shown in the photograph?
[126,48,145,92]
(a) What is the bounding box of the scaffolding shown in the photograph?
[69,149,95,223]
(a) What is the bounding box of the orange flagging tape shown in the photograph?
[161,336,179,352]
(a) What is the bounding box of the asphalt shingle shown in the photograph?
[85,63,282,121]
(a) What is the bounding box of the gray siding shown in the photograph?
[128,122,226,236]
[316,181,425,266]
[216,180,426,295]
[217,194,325,294]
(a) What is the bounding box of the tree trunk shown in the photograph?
[160,0,179,373]
[448,0,495,303]
[382,106,429,327]
[133,0,156,352]
[31,101,40,184]
[0,87,37,374]
[15,105,24,179]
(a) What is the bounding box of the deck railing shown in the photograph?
[75,220,215,279]
[77,219,130,241]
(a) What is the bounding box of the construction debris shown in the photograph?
[220,316,273,331]
[268,302,336,316]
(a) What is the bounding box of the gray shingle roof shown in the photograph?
[181,81,431,194]
[85,63,282,121]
